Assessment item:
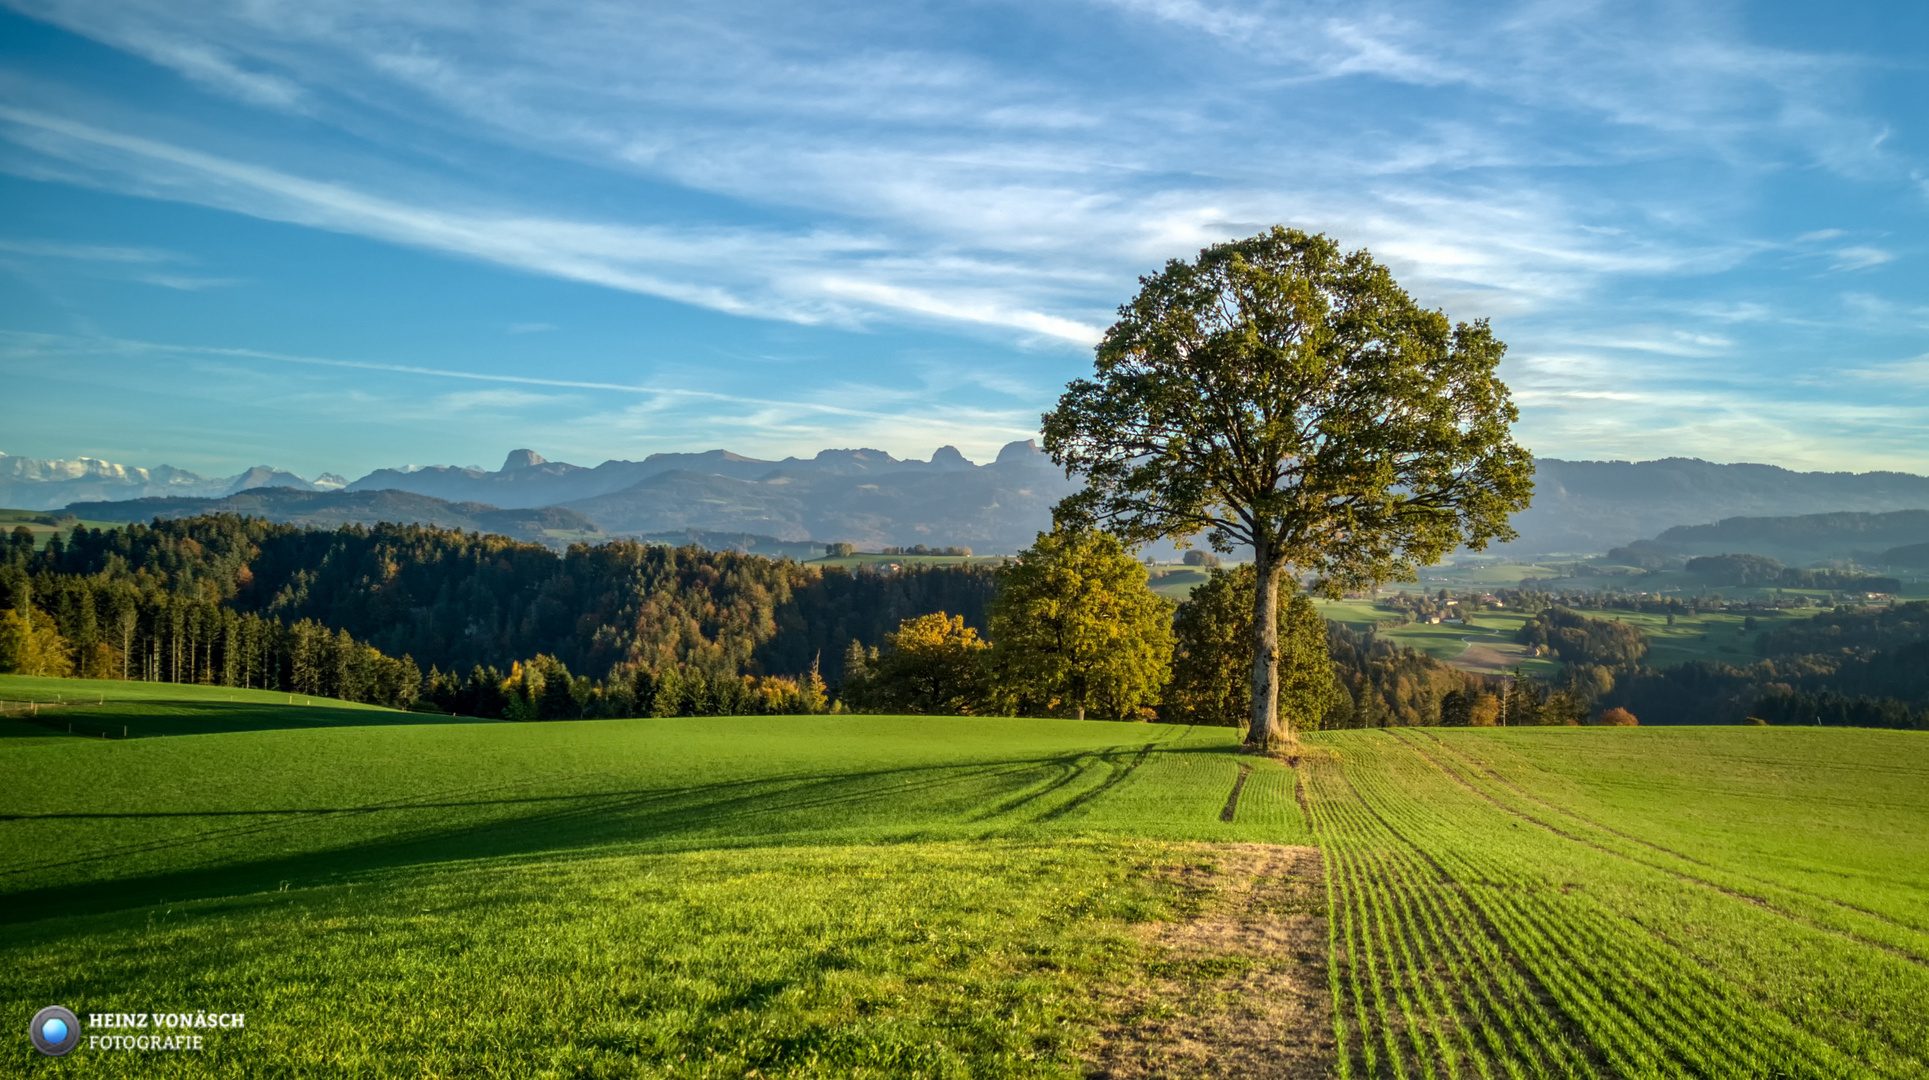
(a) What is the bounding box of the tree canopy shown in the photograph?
[1169,564,1333,729]
[1043,226,1533,745]
[842,612,990,715]
[987,527,1174,721]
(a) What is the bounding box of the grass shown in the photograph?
[1309,726,1929,1078]
[0,675,446,740]
[3,679,1926,1076]
[1578,605,1813,666]
[0,687,1299,1077]
[1146,566,1212,599]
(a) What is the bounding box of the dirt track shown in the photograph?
[1090,843,1333,1079]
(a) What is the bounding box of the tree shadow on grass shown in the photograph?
[0,743,1223,930]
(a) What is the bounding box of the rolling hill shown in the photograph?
[1606,509,1929,567]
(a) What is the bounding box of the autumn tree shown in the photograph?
[1044,227,1533,746]
[1169,564,1332,729]
[844,612,991,714]
[987,527,1174,720]
[0,606,74,678]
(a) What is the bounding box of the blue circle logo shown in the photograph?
[30,1006,79,1057]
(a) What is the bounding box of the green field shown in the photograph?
[3,677,1926,1076]
[1315,602,1557,676]
[0,509,132,550]
[1146,565,1212,599]
[1316,599,1833,676]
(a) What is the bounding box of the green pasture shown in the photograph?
[0,675,445,740]
[1310,598,1388,629]
[1412,561,1563,586]
[3,680,1926,1077]
[1577,605,1812,667]
[1145,565,1211,599]
[1318,600,1834,674]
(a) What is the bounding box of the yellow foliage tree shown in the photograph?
[0,608,76,678]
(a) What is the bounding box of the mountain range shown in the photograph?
[0,452,346,508]
[11,447,1929,559]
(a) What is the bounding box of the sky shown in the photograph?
[0,0,1925,482]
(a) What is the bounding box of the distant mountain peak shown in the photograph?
[225,466,317,495]
[501,449,547,471]
[995,439,1044,463]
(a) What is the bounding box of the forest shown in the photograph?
[1,515,1490,726]
[5,514,1922,730]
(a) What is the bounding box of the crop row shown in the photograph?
[1393,730,1929,1070]
[1306,732,1921,1078]
[1402,728,1929,963]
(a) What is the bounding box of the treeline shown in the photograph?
[20,514,995,683]
[1515,607,1647,667]
[5,513,1558,729]
[25,514,1918,730]
[0,545,421,708]
[1,516,995,718]
[1323,622,1499,727]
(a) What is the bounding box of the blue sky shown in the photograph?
[0,0,1925,480]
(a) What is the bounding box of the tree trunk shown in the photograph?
[1246,550,1285,747]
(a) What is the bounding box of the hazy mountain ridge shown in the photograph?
[14,447,1929,557]
[344,445,998,509]
[64,489,599,545]
[1499,458,1929,555]
[1606,509,1929,567]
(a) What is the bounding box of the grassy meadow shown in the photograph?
[3,676,1927,1076]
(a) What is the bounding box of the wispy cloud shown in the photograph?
[1829,246,1895,272]
[0,0,1923,471]
[0,237,181,262]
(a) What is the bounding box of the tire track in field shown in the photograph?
[1416,729,1929,939]
[1386,730,1929,971]
[1219,763,1252,822]
[1040,743,1158,821]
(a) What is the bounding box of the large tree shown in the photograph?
[1044,227,1532,746]
[987,527,1174,721]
